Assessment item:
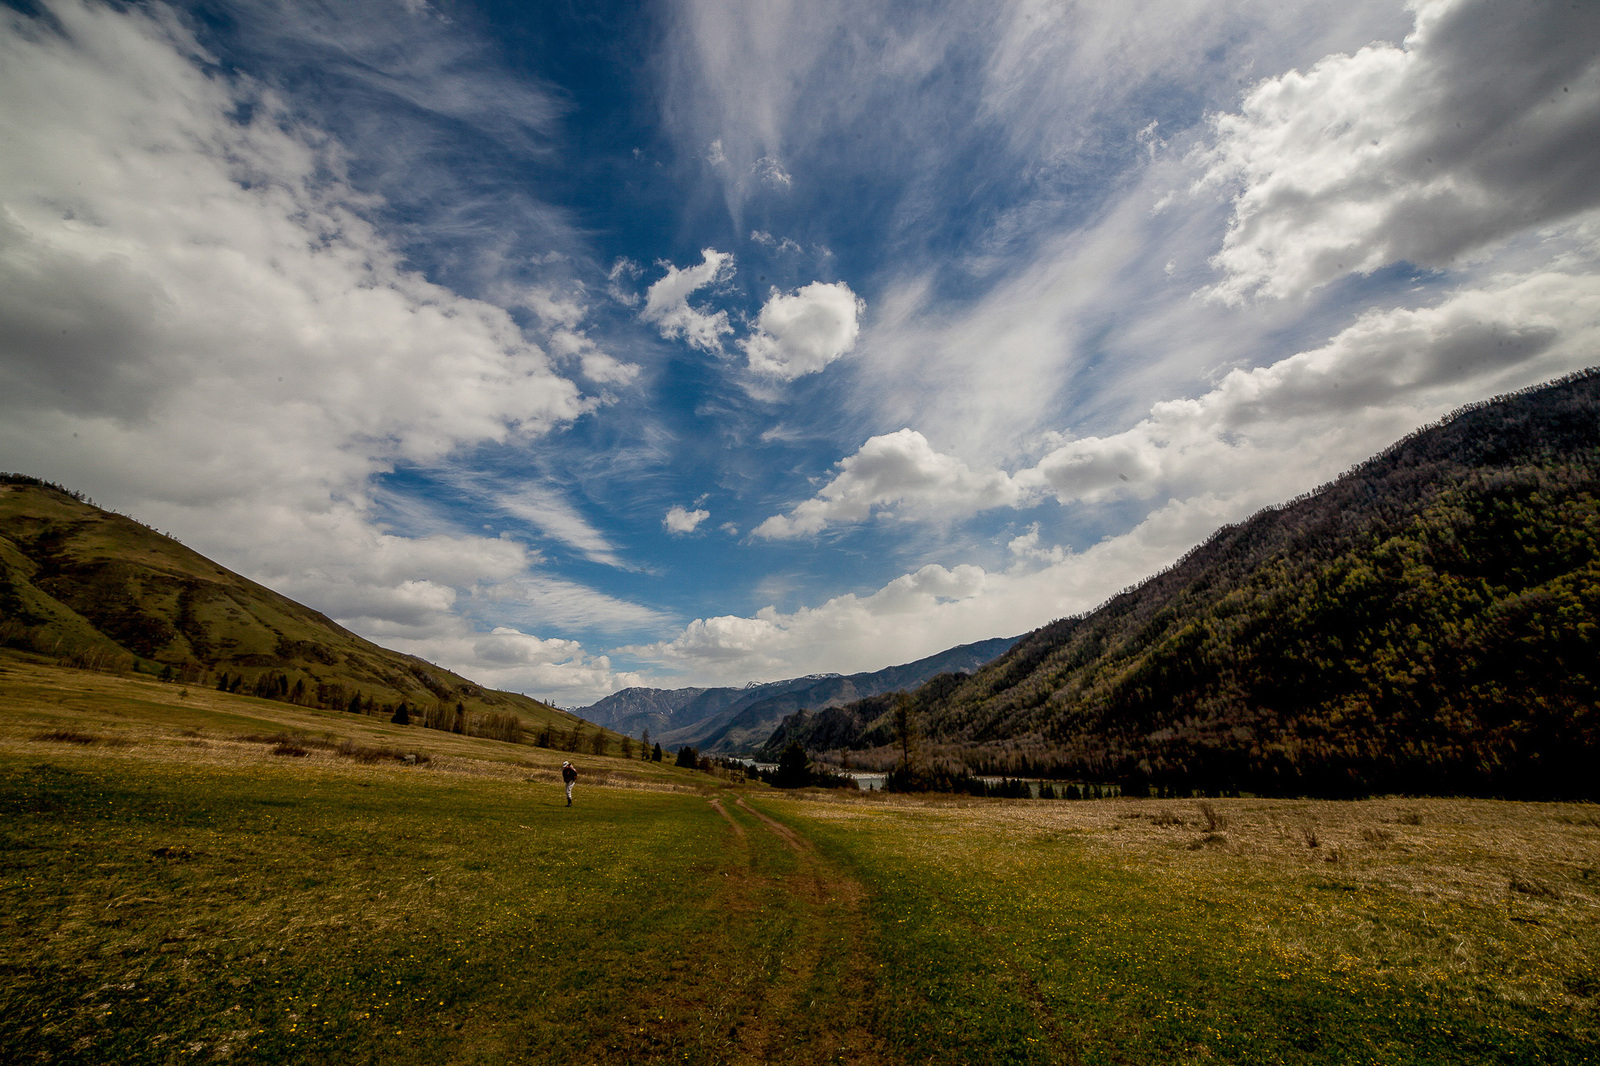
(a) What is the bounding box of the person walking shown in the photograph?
[561,760,577,806]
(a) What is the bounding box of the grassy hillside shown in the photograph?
[3,665,1594,1065]
[790,370,1600,799]
[0,476,585,743]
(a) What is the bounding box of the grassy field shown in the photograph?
[767,791,1600,1065]
[2,655,1597,1064]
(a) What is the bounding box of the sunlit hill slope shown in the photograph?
[0,476,577,737]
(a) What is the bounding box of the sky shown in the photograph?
[2,0,1598,708]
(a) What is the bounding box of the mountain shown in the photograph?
[773,370,1600,800]
[577,637,1018,754]
[0,475,581,737]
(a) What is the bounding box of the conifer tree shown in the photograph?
[775,741,810,789]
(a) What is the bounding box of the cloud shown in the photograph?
[606,257,644,306]
[369,623,648,708]
[495,487,631,568]
[1016,270,1600,508]
[1008,524,1068,565]
[741,280,864,380]
[1202,0,1600,301]
[0,0,657,705]
[220,0,565,156]
[757,265,1599,541]
[754,428,1023,538]
[639,248,736,352]
[751,230,803,255]
[664,505,711,534]
[752,156,792,188]
[626,530,1213,686]
[625,562,991,678]
[0,1,590,463]
[545,328,641,385]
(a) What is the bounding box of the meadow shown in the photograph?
[778,792,1600,1065]
[2,653,1596,1064]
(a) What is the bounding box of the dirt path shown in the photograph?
[708,793,886,1065]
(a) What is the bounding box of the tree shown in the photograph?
[347,692,363,714]
[892,693,919,771]
[651,742,663,763]
[391,701,410,725]
[674,745,699,769]
[774,741,811,789]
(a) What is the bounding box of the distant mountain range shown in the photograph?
[575,637,1018,754]
[771,370,1600,800]
[0,475,580,736]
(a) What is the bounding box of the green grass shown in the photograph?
[772,796,1600,1066]
[3,659,1597,1064]
[0,753,757,1065]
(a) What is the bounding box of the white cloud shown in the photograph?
[606,257,644,306]
[630,502,1278,683]
[752,156,792,188]
[0,0,655,705]
[624,562,991,678]
[751,229,803,254]
[1017,270,1600,508]
[1201,0,1600,302]
[371,623,648,708]
[1008,524,1068,565]
[754,428,1023,538]
[664,505,711,534]
[741,280,864,380]
[546,328,641,385]
[495,487,631,569]
[639,248,736,352]
[0,2,589,463]
[757,267,1600,540]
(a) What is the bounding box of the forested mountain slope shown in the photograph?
[579,637,1016,754]
[783,370,1600,799]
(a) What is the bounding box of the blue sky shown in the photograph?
[3,0,1599,706]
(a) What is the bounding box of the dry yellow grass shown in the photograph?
[780,789,1600,1026]
[0,653,701,795]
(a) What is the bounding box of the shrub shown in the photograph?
[1195,801,1227,832]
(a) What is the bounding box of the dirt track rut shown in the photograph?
[707,794,885,1065]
